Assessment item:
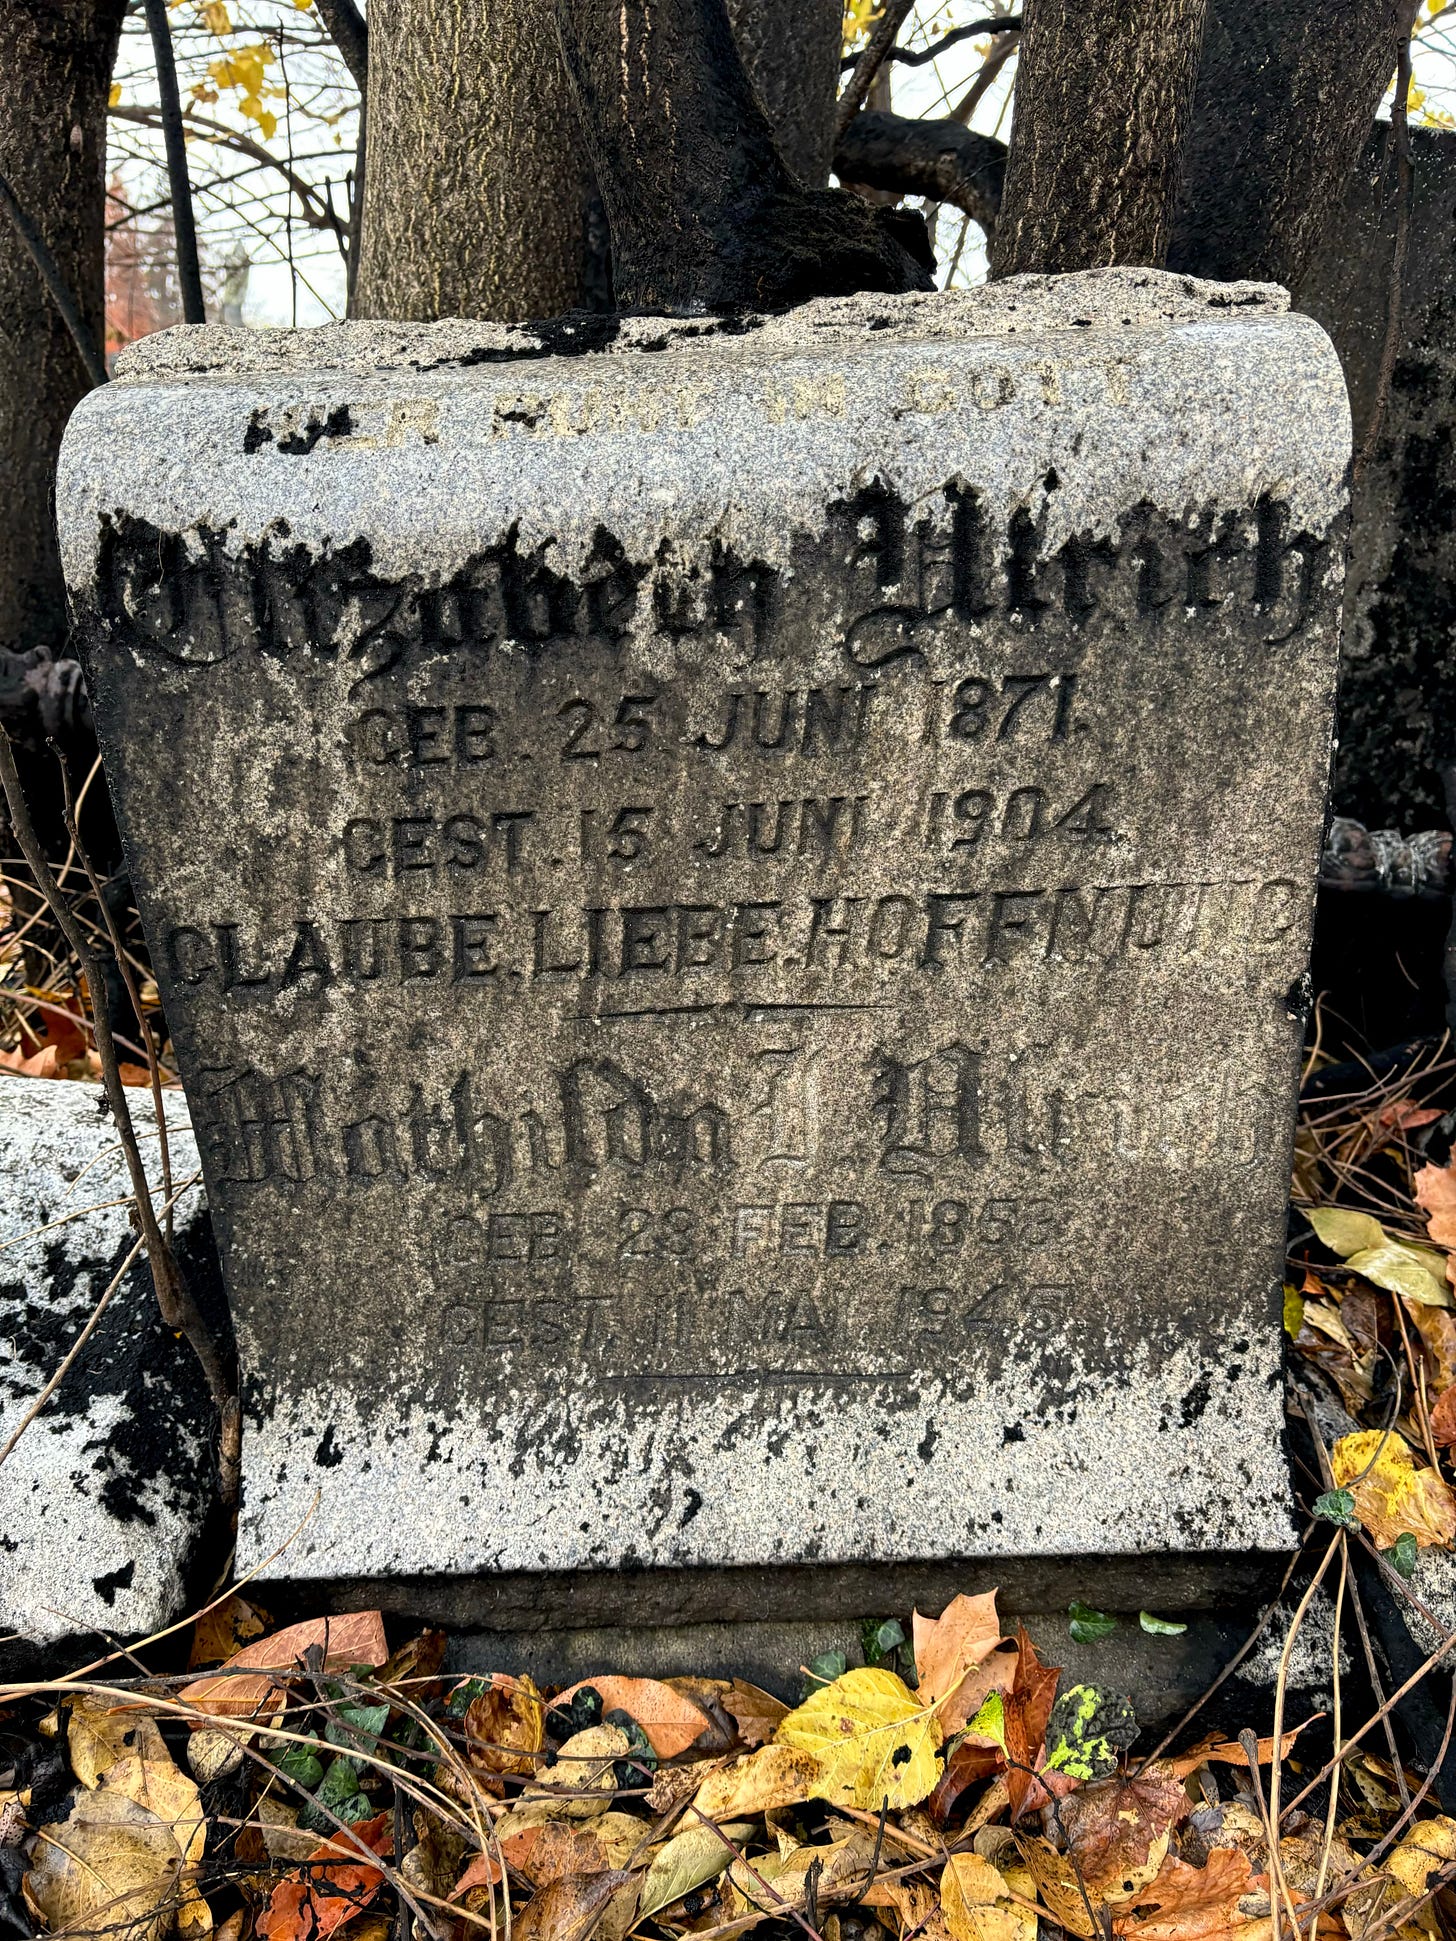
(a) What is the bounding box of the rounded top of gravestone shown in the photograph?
[110,268,1288,383]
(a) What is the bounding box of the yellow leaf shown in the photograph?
[1376,1814,1456,1940]
[1283,1284,1304,1337]
[942,1853,1034,1941]
[200,0,231,32]
[693,1744,819,1820]
[24,1792,182,1941]
[1345,1242,1451,1307]
[776,1666,942,1811]
[1331,1430,1456,1550]
[1308,1207,1387,1256]
[639,1823,755,1920]
[109,81,122,106]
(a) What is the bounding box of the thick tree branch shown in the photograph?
[839,18,1020,70]
[314,0,367,92]
[836,0,915,136]
[551,0,932,313]
[142,0,205,323]
[835,111,1005,235]
[0,169,107,386]
[992,0,1208,275]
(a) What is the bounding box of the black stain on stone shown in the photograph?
[1002,1423,1025,1445]
[1180,1372,1213,1426]
[314,1424,344,1468]
[918,1419,939,1460]
[92,1559,136,1606]
[678,1487,703,1527]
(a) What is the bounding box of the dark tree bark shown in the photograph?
[0,0,124,655]
[991,0,1208,276]
[550,0,932,311]
[353,0,595,322]
[314,0,367,92]
[1169,0,1419,288]
[835,111,1006,234]
[726,0,841,188]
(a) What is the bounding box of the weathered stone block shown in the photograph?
[58,270,1347,1599]
[0,1074,219,1650]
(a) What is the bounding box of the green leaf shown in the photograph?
[1068,1600,1118,1643]
[803,1649,848,1696]
[639,1823,755,1919]
[1345,1243,1452,1308]
[1139,1611,1187,1637]
[1044,1684,1137,1782]
[276,1747,325,1791]
[1393,1531,1420,1579]
[324,1703,388,1753]
[447,1677,489,1718]
[968,1690,1007,1754]
[1283,1284,1305,1337]
[298,1754,371,1833]
[1308,1207,1388,1258]
[862,1617,906,1666]
[1315,1488,1359,1528]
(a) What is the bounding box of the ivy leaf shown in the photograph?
[802,1649,848,1697]
[1314,1487,1359,1528]
[863,1617,906,1667]
[1044,1684,1137,1783]
[1068,1601,1118,1644]
[1392,1530,1420,1578]
[1138,1612,1187,1637]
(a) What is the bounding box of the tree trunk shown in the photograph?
[352,0,594,322]
[726,0,842,188]
[1168,0,1417,288]
[991,0,1208,276]
[0,0,123,655]
[551,0,932,312]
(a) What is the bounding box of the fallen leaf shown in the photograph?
[1170,1724,1311,1777]
[694,1743,820,1819]
[1059,1765,1187,1905]
[1331,1429,1456,1548]
[1413,1303,1456,1390]
[528,1725,629,1819]
[256,1811,392,1941]
[1309,1207,1388,1256]
[721,1681,789,1748]
[776,1666,942,1811]
[1115,1847,1259,1941]
[1016,1833,1098,1938]
[726,1830,873,1918]
[450,1852,502,1899]
[66,1697,210,1935]
[524,1813,644,1886]
[188,1595,270,1670]
[639,1822,755,1919]
[1416,1163,1456,1288]
[24,1789,185,1941]
[1380,1102,1443,1134]
[1002,1628,1062,1818]
[463,1674,546,1787]
[913,1592,1005,1718]
[181,1611,387,1720]
[553,1676,712,1759]
[941,1851,1034,1941]
[510,1868,632,1941]
[1432,1386,1456,1447]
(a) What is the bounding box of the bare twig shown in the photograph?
[953,33,1019,127]
[837,0,917,137]
[109,105,348,242]
[142,0,207,324]
[0,170,108,387]
[0,726,238,1509]
[840,17,1021,69]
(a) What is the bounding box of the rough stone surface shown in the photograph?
[0,1073,219,1649]
[1297,123,1456,828]
[58,269,1347,1596]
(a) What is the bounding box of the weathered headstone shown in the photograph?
[59,270,1347,1607]
[0,1074,218,1652]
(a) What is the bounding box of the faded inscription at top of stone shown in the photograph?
[59,273,1350,1583]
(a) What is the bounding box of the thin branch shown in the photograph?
[840,17,1021,69]
[953,31,1019,127]
[313,0,368,92]
[0,171,107,387]
[0,725,239,1510]
[109,104,347,243]
[142,0,207,323]
[836,0,917,137]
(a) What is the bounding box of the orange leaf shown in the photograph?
[1170,1721,1313,1777]
[181,1610,387,1719]
[257,1811,392,1941]
[1004,1627,1061,1820]
[1432,1386,1456,1447]
[552,1677,710,1758]
[1115,1847,1257,1941]
[1415,1161,1456,1287]
[451,1854,503,1899]
[913,1591,1004,1715]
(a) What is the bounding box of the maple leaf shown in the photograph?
[1114,1847,1258,1941]
[913,1592,1005,1723]
[1331,1429,1456,1549]
[1058,1764,1189,1905]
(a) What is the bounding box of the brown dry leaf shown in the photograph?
[1431,1386,1456,1447]
[1059,1764,1188,1905]
[649,1756,729,1816]
[511,1868,632,1941]
[694,1743,819,1820]
[68,1694,159,1790]
[256,1797,320,1865]
[524,1814,644,1886]
[1015,1833,1097,1938]
[399,1807,468,1901]
[1113,1847,1260,1941]
[188,1595,269,1670]
[1331,1429,1456,1548]
[940,1852,1035,1941]
[181,1610,387,1719]
[1002,1627,1061,1820]
[721,1681,790,1748]
[463,1673,546,1786]
[24,1788,184,1941]
[67,1697,210,1936]
[664,1678,741,1755]
[554,1676,713,1759]
[1415,1162,1456,1285]
[725,1830,873,1918]
[913,1593,1004,1713]
[1412,1303,1456,1391]
[1170,1727,1310,1779]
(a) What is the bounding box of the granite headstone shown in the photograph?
[58,270,1347,1604]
